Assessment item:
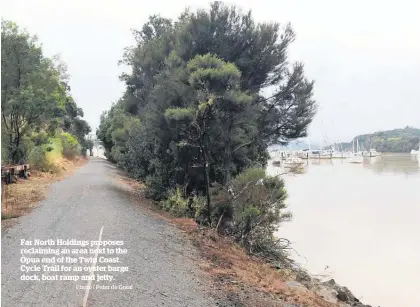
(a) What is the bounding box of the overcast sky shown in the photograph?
[3,0,420,142]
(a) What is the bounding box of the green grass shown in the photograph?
[387,137,402,141]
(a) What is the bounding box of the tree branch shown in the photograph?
[232,97,299,154]
[2,112,10,132]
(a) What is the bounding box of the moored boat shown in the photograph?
[363,149,381,157]
[347,139,364,164]
[284,157,305,165]
[347,156,363,164]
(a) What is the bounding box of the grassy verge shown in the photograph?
[115,172,368,307]
[1,157,87,231]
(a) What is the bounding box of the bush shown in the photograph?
[28,138,63,172]
[213,168,292,262]
[28,146,51,171]
[43,137,63,167]
[160,187,187,216]
[30,131,49,146]
[190,195,205,218]
[21,136,36,162]
[160,187,204,218]
[59,132,80,159]
[22,132,81,172]
[145,173,167,200]
[110,145,125,163]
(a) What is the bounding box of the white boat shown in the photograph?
[284,157,304,166]
[410,149,419,155]
[363,148,381,157]
[347,139,364,164]
[348,156,363,164]
[270,149,290,164]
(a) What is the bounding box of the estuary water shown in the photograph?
[268,153,420,307]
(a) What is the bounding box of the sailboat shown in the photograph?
[410,145,420,155]
[363,148,381,157]
[347,139,363,164]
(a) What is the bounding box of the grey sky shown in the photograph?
[3,0,420,143]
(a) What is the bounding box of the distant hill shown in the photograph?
[341,127,420,153]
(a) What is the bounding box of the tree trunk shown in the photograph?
[223,120,234,186]
[199,106,212,225]
[223,154,232,186]
[202,150,211,225]
[182,164,190,198]
[13,129,21,164]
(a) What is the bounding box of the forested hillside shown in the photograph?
[97,3,316,260]
[1,20,92,169]
[342,127,420,152]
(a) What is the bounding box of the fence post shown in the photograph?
[1,177,6,210]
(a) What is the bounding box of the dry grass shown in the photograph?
[1,157,87,230]
[115,173,341,307]
[172,222,339,307]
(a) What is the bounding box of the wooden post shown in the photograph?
[1,178,6,210]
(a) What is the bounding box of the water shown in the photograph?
[268,154,420,307]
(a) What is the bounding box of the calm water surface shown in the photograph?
[268,153,420,307]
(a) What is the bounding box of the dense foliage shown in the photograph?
[98,3,316,259]
[342,127,420,153]
[1,20,91,166]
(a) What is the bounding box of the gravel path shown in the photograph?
[1,158,216,307]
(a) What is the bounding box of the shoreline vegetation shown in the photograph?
[97,3,375,307]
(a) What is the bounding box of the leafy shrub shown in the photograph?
[24,132,81,171]
[187,195,205,219]
[110,145,125,164]
[31,131,49,146]
[29,137,64,172]
[20,136,36,161]
[160,187,205,218]
[59,132,80,159]
[145,173,167,200]
[193,196,206,217]
[160,187,187,216]
[214,168,292,262]
[43,137,63,167]
[28,146,51,171]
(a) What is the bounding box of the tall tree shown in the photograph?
[1,20,90,163]
[98,3,317,211]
